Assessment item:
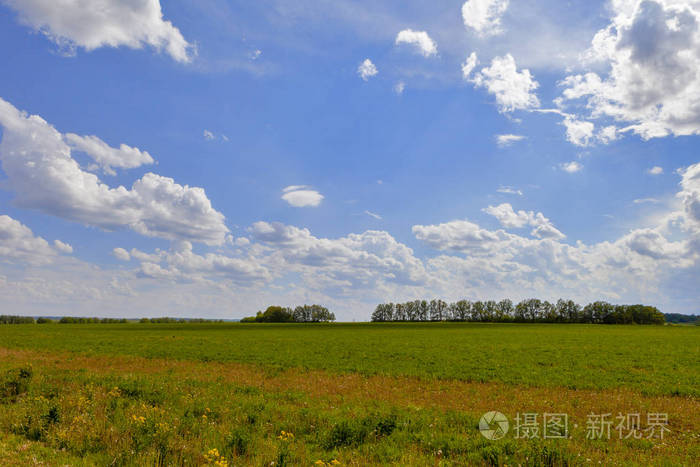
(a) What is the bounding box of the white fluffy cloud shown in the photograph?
[281,186,324,207]
[250,221,427,290]
[0,214,70,264]
[562,117,595,147]
[124,241,271,285]
[648,166,664,175]
[470,54,540,112]
[483,203,566,240]
[559,0,700,140]
[462,0,510,36]
[0,97,229,245]
[64,133,154,175]
[412,219,508,254]
[679,161,700,230]
[395,29,438,57]
[357,58,378,81]
[2,0,192,62]
[113,247,131,261]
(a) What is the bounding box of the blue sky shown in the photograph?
[1,0,699,319]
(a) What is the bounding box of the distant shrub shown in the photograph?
[59,317,99,324]
[0,315,35,324]
[664,313,699,324]
[241,305,335,323]
[36,317,53,324]
[136,317,223,323]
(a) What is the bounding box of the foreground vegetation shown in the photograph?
[0,323,698,465]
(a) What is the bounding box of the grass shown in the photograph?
[0,322,698,465]
[0,322,697,396]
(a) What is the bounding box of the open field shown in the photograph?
[0,323,698,465]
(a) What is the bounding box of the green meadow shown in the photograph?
[0,323,698,465]
[1,323,698,396]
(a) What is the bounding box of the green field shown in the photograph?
[0,323,698,465]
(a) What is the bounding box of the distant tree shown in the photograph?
[309,305,335,322]
[483,301,498,322]
[418,300,429,321]
[516,299,544,322]
[453,300,471,321]
[395,303,406,321]
[496,299,513,321]
[405,301,419,321]
[252,306,294,323]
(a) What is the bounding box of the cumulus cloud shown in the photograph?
[414,202,695,306]
[648,166,664,175]
[250,221,427,289]
[2,0,193,62]
[558,0,700,140]
[483,203,566,239]
[357,58,378,81]
[0,97,229,245]
[64,133,154,175]
[496,134,525,147]
[560,161,583,173]
[53,240,73,254]
[562,117,595,147]
[679,161,700,230]
[395,29,438,57]
[129,241,271,285]
[113,247,131,261]
[281,185,324,207]
[462,0,510,36]
[0,214,68,264]
[470,54,540,112]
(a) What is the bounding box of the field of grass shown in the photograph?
[0,322,698,465]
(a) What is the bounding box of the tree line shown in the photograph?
[241,305,336,323]
[664,313,699,325]
[0,316,223,324]
[371,299,665,325]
